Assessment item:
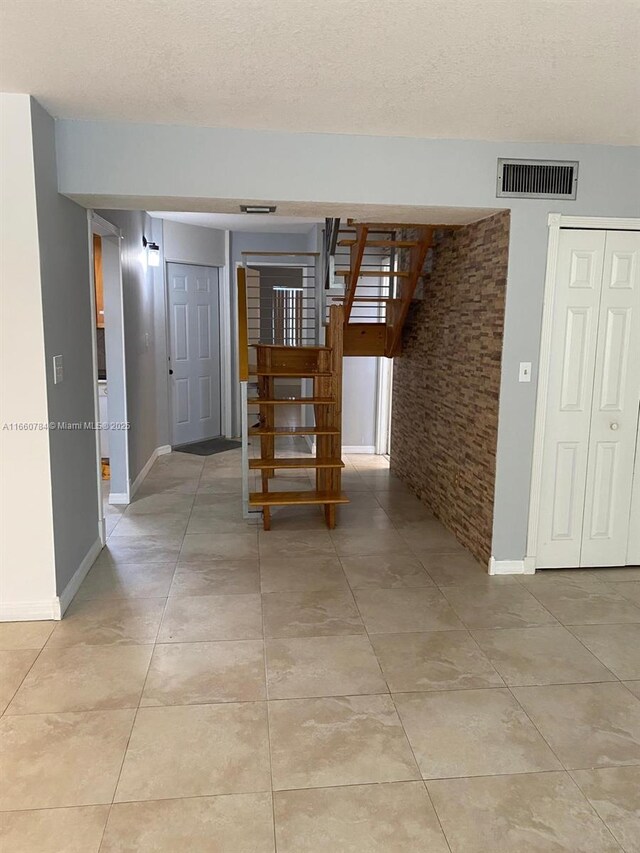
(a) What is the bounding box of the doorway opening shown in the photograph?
[88,212,130,539]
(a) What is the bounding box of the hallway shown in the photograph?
[1,450,639,852]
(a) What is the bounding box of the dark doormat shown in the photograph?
[173,437,242,457]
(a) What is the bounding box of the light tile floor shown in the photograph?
[1,449,640,852]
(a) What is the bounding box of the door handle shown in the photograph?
[169,369,174,375]
[610,422,619,431]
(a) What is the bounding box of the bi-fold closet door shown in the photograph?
[537,229,640,568]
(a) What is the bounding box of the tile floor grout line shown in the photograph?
[503,682,568,773]
[260,597,279,851]
[555,623,625,683]
[565,767,631,852]
[3,764,636,815]
[103,459,192,824]
[522,578,640,629]
[1,642,53,718]
[420,779,455,853]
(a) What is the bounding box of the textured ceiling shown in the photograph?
[4,0,636,144]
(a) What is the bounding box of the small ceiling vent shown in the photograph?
[497,159,578,199]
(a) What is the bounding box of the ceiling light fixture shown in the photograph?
[142,236,161,267]
[240,205,277,214]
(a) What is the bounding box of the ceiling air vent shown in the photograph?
[497,159,578,199]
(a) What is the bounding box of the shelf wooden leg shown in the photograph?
[263,506,271,531]
[324,503,336,529]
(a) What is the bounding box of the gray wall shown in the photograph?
[30,100,99,594]
[98,210,161,484]
[163,218,226,265]
[55,119,640,560]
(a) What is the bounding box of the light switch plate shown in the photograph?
[53,354,64,384]
[519,361,532,383]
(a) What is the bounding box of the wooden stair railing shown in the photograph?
[333,222,449,357]
[247,305,348,530]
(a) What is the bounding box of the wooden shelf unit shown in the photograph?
[248,306,347,530]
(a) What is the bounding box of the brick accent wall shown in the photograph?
[390,211,510,565]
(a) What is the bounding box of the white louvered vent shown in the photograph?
[497,159,578,199]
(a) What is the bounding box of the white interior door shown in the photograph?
[581,231,640,565]
[168,263,221,446]
[537,229,640,568]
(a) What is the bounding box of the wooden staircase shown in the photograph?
[247,305,348,530]
[237,224,454,529]
[330,222,437,357]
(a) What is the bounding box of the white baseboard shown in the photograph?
[130,445,172,499]
[0,599,60,621]
[55,537,103,618]
[0,537,103,622]
[108,492,129,505]
[342,445,376,454]
[488,557,535,576]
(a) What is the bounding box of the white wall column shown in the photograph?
[0,94,57,619]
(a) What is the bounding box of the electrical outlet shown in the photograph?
[519,361,532,383]
[53,354,64,384]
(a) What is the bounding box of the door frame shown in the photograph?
[233,259,311,429]
[375,356,393,456]
[525,214,640,571]
[87,211,130,541]
[165,261,227,446]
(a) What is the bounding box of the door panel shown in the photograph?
[537,231,606,567]
[559,307,592,410]
[550,442,580,539]
[168,263,221,446]
[587,441,617,539]
[175,378,189,425]
[628,422,640,563]
[581,231,640,566]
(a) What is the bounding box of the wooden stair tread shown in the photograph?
[338,239,419,248]
[248,397,335,405]
[249,490,349,506]
[255,370,332,377]
[335,269,410,277]
[249,426,340,436]
[249,457,344,469]
[251,344,330,351]
[332,296,393,303]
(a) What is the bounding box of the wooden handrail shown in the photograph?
[344,224,369,322]
[237,266,249,381]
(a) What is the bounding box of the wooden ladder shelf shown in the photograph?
[248,305,348,530]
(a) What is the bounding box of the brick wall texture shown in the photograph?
[390,210,510,565]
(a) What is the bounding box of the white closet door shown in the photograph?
[581,231,640,566]
[537,230,606,568]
